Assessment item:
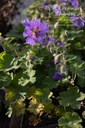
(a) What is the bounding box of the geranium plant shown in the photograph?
[0,0,85,127]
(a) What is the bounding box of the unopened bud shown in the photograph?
[60,65,68,75]
[54,22,60,29]
[54,54,61,64]
[26,52,31,61]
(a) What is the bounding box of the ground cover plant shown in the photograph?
[0,0,85,128]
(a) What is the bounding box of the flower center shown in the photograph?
[32,28,38,36]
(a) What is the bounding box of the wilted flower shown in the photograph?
[44,35,56,45]
[39,2,50,10]
[70,16,85,28]
[23,19,49,46]
[52,4,61,15]
[50,35,56,41]
[68,0,79,8]
[57,42,64,47]
[53,72,63,80]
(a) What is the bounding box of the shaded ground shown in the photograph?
[12,0,34,25]
[0,1,34,128]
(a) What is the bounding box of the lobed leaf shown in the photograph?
[58,112,82,128]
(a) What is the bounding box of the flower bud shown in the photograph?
[54,54,61,64]
[54,22,60,29]
[60,65,68,75]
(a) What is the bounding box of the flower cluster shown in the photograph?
[22,0,85,85]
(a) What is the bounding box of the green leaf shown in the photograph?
[77,92,85,101]
[18,69,36,86]
[58,16,70,25]
[33,88,52,105]
[66,54,85,78]
[65,30,83,41]
[5,86,26,103]
[0,51,13,71]
[11,70,22,87]
[42,76,59,89]
[26,86,36,98]
[82,111,85,119]
[0,72,12,88]
[74,42,85,50]
[77,77,85,88]
[58,112,82,128]
[59,86,80,109]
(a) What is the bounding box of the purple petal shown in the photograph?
[57,42,64,47]
[74,20,84,27]
[30,19,41,28]
[39,33,46,39]
[53,9,61,15]
[70,16,77,22]
[69,0,79,8]
[26,38,35,46]
[23,28,32,37]
[53,72,63,81]
[23,19,30,27]
[49,35,55,41]
[48,35,56,44]
[52,4,58,9]
[37,36,43,44]
[39,22,49,32]
[70,16,85,28]
[54,59,58,65]
[78,21,85,27]
[52,4,61,15]
[39,2,50,10]
[60,0,67,6]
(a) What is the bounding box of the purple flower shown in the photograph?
[60,0,67,6]
[39,2,50,10]
[52,4,61,15]
[49,35,56,42]
[53,72,63,81]
[70,16,85,28]
[69,0,79,8]
[23,19,49,46]
[57,42,64,47]
[44,35,56,45]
